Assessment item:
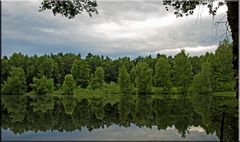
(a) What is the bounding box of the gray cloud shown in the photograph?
[2,1,229,58]
[2,124,219,141]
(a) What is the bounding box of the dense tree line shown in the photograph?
[1,40,235,95]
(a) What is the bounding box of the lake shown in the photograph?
[1,94,238,141]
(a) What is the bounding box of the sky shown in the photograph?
[2,124,218,141]
[2,0,230,59]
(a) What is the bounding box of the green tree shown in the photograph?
[143,55,156,71]
[52,61,60,89]
[118,57,133,72]
[86,54,103,74]
[37,56,55,79]
[135,62,152,94]
[103,59,119,83]
[173,50,192,92]
[192,61,214,93]
[31,76,54,95]
[26,65,36,91]
[189,56,201,75]
[118,65,131,94]
[62,74,76,95]
[130,66,137,87]
[1,57,11,85]
[53,53,81,85]
[9,53,27,70]
[90,66,104,89]
[71,60,90,88]
[154,56,172,91]
[213,40,235,92]
[1,67,26,95]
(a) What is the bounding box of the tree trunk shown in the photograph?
[226,1,239,99]
[220,111,225,142]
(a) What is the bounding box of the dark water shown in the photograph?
[1,94,238,141]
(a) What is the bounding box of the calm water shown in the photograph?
[1,94,238,141]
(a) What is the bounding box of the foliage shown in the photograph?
[1,40,235,95]
[31,76,54,95]
[213,40,235,92]
[89,66,105,90]
[162,1,238,95]
[103,59,119,83]
[39,0,225,19]
[62,74,76,95]
[118,65,131,94]
[86,54,103,74]
[102,82,120,94]
[192,61,214,93]
[39,0,98,18]
[1,67,26,95]
[154,56,172,91]
[189,56,201,75]
[135,62,152,94]
[71,60,90,88]
[26,65,36,91]
[1,57,11,85]
[9,53,27,70]
[173,50,193,92]
[163,0,225,17]
[37,56,55,78]
[52,53,81,85]
[130,66,137,87]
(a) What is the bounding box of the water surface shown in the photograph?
[1,94,238,141]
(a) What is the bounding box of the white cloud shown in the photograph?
[155,44,218,56]
[39,28,69,35]
[93,14,178,40]
[67,124,218,140]
[188,126,206,132]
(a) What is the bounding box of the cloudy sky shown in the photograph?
[2,0,229,59]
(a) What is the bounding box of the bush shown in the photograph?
[1,67,26,95]
[31,76,54,95]
[62,74,76,95]
[102,82,120,94]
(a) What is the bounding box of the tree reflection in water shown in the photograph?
[1,94,238,141]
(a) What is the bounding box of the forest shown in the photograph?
[1,40,235,95]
